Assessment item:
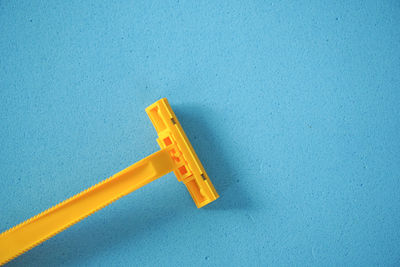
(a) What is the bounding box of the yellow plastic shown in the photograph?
[0,98,218,265]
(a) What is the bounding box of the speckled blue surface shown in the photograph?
[1,1,399,266]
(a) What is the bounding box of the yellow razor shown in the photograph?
[0,98,219,265]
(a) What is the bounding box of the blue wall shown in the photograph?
[1,1,399,266]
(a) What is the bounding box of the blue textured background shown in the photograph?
[1,1,399,266]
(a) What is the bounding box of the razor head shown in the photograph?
[146,98,219,208]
